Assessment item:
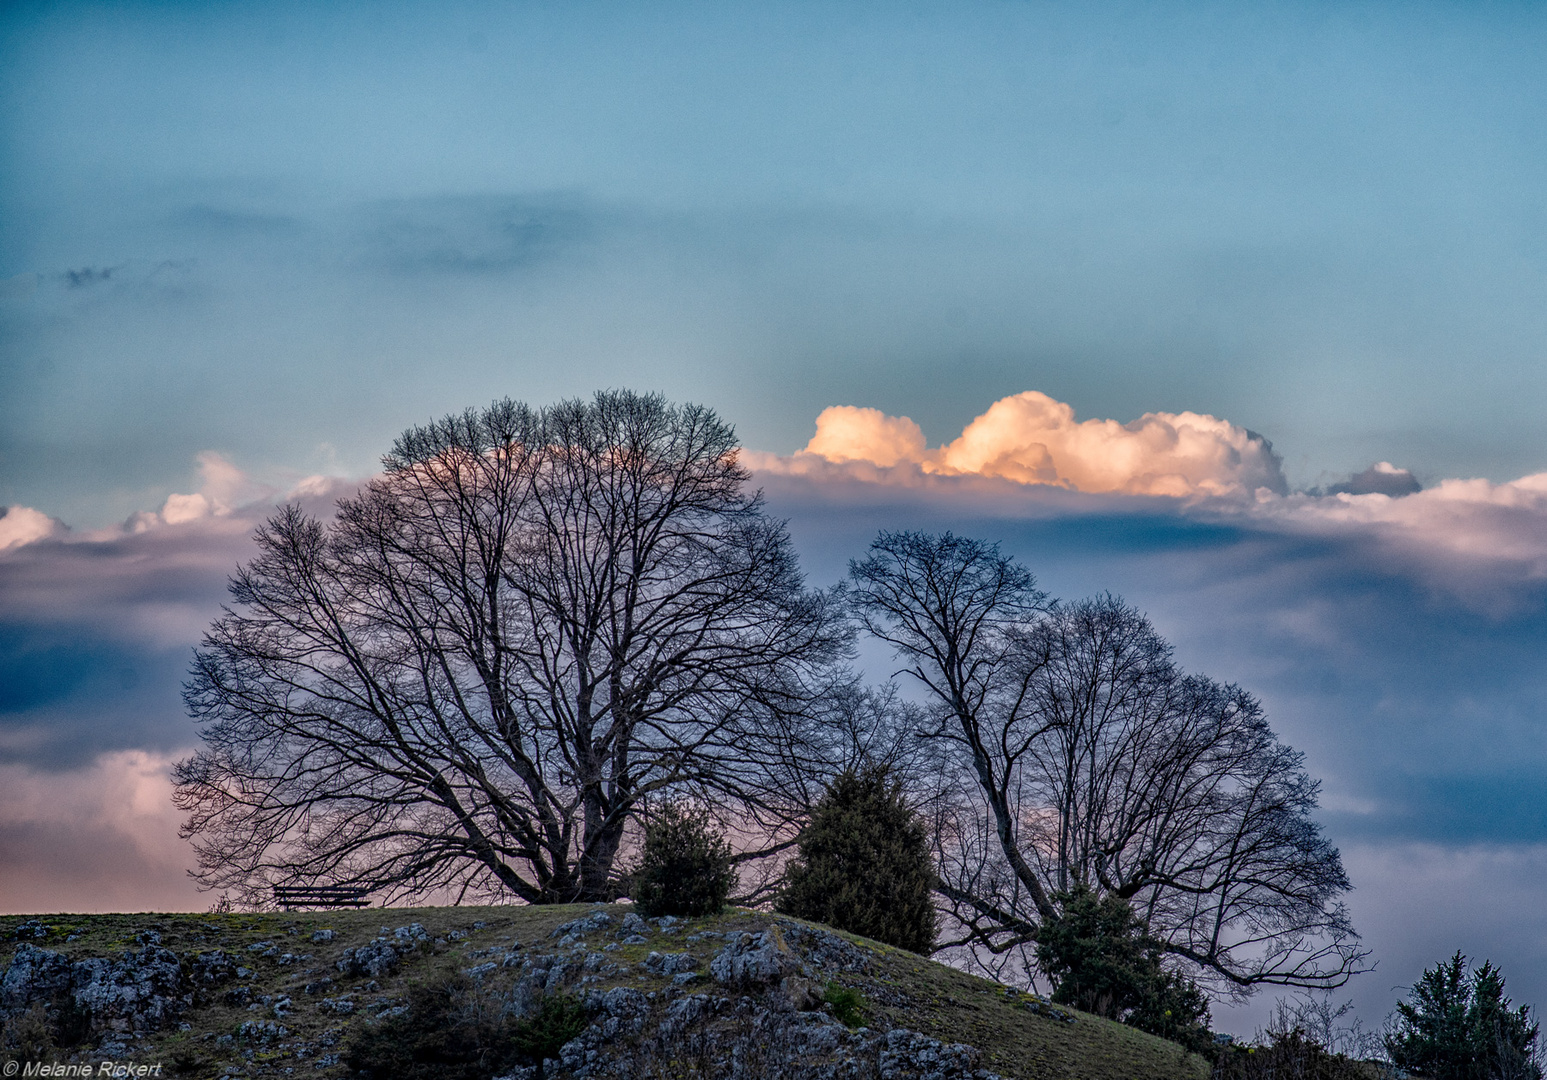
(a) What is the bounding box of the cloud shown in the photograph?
[143,451,270,527]
[766,391,1289,497]
[803,405,929,468]
[1328,461,1422,497]
[1238,472,1547,607]
[0,455,363,769]
[0,506,63,551]
[754,392,1547,608]
[0,749,204,914]
[357,193,603,276]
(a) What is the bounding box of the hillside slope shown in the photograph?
[1,906,1209,1079]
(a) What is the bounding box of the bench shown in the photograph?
[272,885,373,910]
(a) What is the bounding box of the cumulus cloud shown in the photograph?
[0,506,63,551]
[751,393,1547,605]
[141,451,269,528]
[804,405,930,468]
[770,391,1288,497]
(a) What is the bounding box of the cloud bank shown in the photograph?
[749,390,1547,606]
[779,391,1288,497]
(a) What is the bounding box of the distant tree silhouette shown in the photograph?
[175,391,849,906]
[848,530,1366,994]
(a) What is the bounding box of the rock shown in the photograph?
[778,921,874,974]
[11,920,50,941]
[0,944,74,1022]
[310,929,335,943]
[392,923,430,947]
[190,950,238,986]
[618,912,651,937]
[552,912,613,939]
[710,929,805,991]
[68,945,189,1034]
[641,951,698,978]
[336,940,400,978]
[235,1019,288,1045]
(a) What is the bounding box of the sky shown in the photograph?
[3,0,1546,1041]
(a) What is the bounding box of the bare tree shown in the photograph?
[174,391,849,906]
[849,530,1367,996]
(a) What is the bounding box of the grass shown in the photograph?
[1,907,1209,1080]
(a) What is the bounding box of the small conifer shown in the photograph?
[630,801,737,918]
[776,765,937,954]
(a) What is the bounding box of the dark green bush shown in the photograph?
[775,765,937,954]
[1035,883,1211,1052]
[1385,952,1543,1080]
[511,994,591,1080]
[822,983,869,1028]
[0,993,93,1060]
[630,801,737,918]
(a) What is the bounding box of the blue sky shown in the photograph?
[3,0,1546,1038]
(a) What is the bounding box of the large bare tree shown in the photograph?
[174,391,848,906]
[849,530,1367,996]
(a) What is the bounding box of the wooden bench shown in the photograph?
[272,885,373,910]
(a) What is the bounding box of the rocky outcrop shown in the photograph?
[485,918,1003,1080]
[2,910,1092,1079]
[0,941,190,1054]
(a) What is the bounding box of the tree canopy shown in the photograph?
[175,391,848,905]
[848,530,1365,994]
[1385,952,1542,1080]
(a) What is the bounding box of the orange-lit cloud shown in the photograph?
[768,391,1287,498]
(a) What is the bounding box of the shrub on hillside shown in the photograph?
[775,765,936,954]
[630,802,737,918]
[344,973,519,1080]
[1211,1027,1384,1080]
[1036,883,1211,1052]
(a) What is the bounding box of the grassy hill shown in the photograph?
[0,906,1210,1079]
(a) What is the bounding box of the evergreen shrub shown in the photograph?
[1036,883,1212,1052]
[776,765,937,954]
[1385,952,1543,1080]
[630,801,737,918]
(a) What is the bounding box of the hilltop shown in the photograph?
[1,906,1209,1079]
